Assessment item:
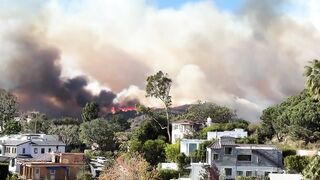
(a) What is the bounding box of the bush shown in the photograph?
[165,142,180,162]
[176,153,190,171]
[159,169,179,180]
[284,155,311,173]
[236,136,258,144]
[191,140,213,162]
[77,166,93,180]
[6,174,18,180]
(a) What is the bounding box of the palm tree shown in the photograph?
[304,59,320,100]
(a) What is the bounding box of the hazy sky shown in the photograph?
[1,0,320,121]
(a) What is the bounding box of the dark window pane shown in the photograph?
[237,155,252,161]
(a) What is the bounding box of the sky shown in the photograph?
[1,0,320,122]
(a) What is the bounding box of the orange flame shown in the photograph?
[111,106,136,114]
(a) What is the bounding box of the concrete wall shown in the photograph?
[207,129,248,140]
[207,146,283,179]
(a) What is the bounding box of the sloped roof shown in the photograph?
[4,140,30,146]
[31,141,65,146]
[17,154,52,163]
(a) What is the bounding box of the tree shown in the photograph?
[81,101,99,122]
[49,124,80,146]
[181,102,236,123]
[142,139,166,166]
[0,89,18,131]
[131,120,167,143]
[3,120,21,135]
[303,156,320,179]
[99,153,159,180]
[24,113,51,134]
[110,115,130,132]
[79,119,116,151]
[144,71,172,142]
[165,142,180,162]
[259,90,320,143]
[304,59,320,100]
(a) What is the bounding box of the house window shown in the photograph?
[213,154,219,160]
[48,148,51,153]
[34,148,38,154]
[173,125,179,130]
[224,147,233,155]
[22,148,25,154]
[41,148,45,154]
[237,155,252,162]
[246,171,252,176]
[237,171,243,176]
[188,143,197,154]
[225,168,232,176]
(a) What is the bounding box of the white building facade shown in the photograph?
[0,134,66,174]
[172,120,201,144]
[180,139,206,156]
[207,128,248,140]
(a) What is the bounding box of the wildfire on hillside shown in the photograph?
[111,106,137,114]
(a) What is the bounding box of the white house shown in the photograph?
[207,128,248,140]
[0,134,66,174]
[172,120,201,144]
[180,139,206,156]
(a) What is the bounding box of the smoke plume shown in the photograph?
[1,0,320,121]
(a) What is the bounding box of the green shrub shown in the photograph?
[159,169,179,180]
[284,155,311,173]
[176,153,190,171]
[165,142,180,162]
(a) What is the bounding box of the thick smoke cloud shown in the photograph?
[1,30,135,117]
[1,0,320,122]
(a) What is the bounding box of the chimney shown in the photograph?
[206,117,212,126]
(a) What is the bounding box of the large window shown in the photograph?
[41,148,45,154]
[225,168,232,176]
[237,155,252,162]
[22,148,25,154]
[34,148,38,154]
[224,147,233,155]
[188,143,197,154]
[48,148,52,153]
